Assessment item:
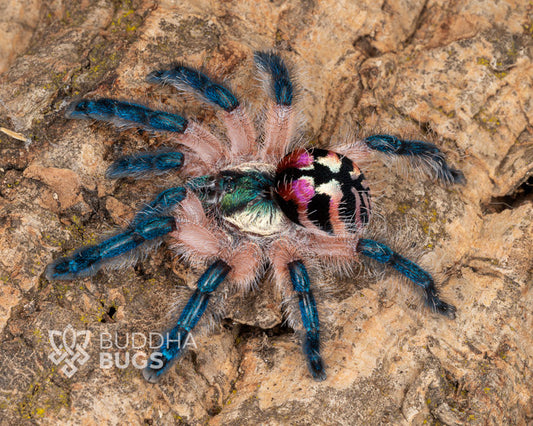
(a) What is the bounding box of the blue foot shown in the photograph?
[254,51,294,106]
[143,260,231,382]
[106,151,184,179]
[358,238,456,319]
[288,260,326,381]
[132,187,187,226]
[66,99,188,133]
[46,216,175,280]
[147,66,239,112]
[364,134,465,184]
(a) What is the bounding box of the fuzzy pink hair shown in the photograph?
[176,121,230,170]
[171,192,230,264]
[222,106,258,159]
[261,104,295,162]
[225,241,263,291]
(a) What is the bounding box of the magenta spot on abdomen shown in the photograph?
[292,151,314,168]
[291,178,315,205]
[277,149,314,172]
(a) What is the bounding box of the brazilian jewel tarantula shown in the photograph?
[46,51,464,382]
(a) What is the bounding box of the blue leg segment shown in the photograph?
[143,260,231,382]
[254,51,293,106]
[363,134,465,184]
[147,65,239,112]
[46,187,187,280]
[45,216,176,280]
[66,98,188,133]
[132,187,187,226]
[288,260,326,381]
[106,151,184,179]
[358,239,456,318]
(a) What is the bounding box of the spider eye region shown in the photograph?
[214,167,286,236]
[274,148,372,234]
[218,170,272,213]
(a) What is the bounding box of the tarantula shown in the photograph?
[46,51,463,382]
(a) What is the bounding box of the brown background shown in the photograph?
[0,0,532,424]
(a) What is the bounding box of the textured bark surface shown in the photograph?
[0,0,532,424]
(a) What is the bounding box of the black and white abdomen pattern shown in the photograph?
[275,148,371,234]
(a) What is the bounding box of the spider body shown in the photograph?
[209,164,284,236]
[275,148,371,234]
[46,51,463,383]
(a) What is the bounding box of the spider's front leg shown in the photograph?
[147,63,256,158]
[143,259,231,382]
[254,51,296,161]
[68,99,188,179]
[288,260,326,381]
[358,239,456,318]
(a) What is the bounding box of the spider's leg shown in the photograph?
[46,187,185,280]
[67,98,188,132]
[363,134,465,184]
[68,99,186,179]
[255,51,294,106]
[288,260,326,381]
[147,65,256,158]
[46,216,175,280]
[105,150,184,179]
[143,259,231,382]
[146,66,239,111]
[131,187,187,225]
[358,239,456,319]
[67,98,225,168]
[254,51,296,161]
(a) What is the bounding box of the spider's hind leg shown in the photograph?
[45,187,186,280]
[363,134,465,184]
[288,260,326,381]
[358,238,456,319]
[143,259,231,382]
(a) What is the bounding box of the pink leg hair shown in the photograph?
[176,191,208,225]
[170,193,263,287]
[299,216,323,234]
[170,223,225,264]
[261,103,295,162]
[221,106,258,159]
[269,239,302,293]
[334,140,372,166]
[170,192,229,264]
[175,121,230,168]
[225,242,263,292]
[176,148,210,177]
[306,233,360,274]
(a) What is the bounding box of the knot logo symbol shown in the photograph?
[48,325,91,378]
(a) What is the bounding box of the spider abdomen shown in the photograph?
[274,148,371,234]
